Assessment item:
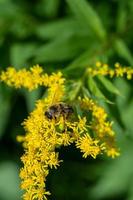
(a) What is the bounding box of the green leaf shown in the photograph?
[88,76,112,103]
[122,101,133,137]
[90,139,133,199]
[128,181,133,200]
[114,38,133,65]
[97,76,120,95]
[64,44,104,73]
[34,34,89,63]
[115,78,130,109]
[10,43,36,68]
[64,81,82,101]
[115,79,133,137]
[116,1,127,33]
[66,0,106,40]
[0,1,20,18]
[88,76,105,98]
[22,89,41,112]
[0,162,21,200]
[36,18,87,40]
[0,85,11,138]
[36,0,60,18]
[82,86,91,98]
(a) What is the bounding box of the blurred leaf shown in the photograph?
[115,78,133,137]
[0,86,11,138]
[115,78,130,108]
[0,1,20,18]
[36,0,60,18]
[128,180,133,200]
[36,18,87,40]
[90,139,133,199]
[128,0,133,12]
[0,0,11,2]
[97,76,120,95]
[10,15,36,39]
[64,44,104,73]
[0,1,35,39]
[66,0,106,40]
[117,1,127,33]
[0,37,4,46]
[88,76,112,103]
[64,81,82,101]
[22,89,41,112]
[121,101,133,137]
[82,86,91,98]
[114,38,133,65]
[0,162,21,200]
[34,34,89,63]
[10,43,36,67]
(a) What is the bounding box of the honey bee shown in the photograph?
[45,103,74,120]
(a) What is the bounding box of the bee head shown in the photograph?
[45,111,53,119]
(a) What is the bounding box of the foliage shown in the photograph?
[0,0,133,200]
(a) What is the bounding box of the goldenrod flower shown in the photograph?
[76,134,103,158]
[79,97,119,157]
[88,62,133,79]
[106,147,120,158]
[0,65,65,91]
[0,65,120,200]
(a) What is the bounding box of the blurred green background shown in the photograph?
[0,0,133,199]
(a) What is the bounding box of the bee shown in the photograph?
[45,103,74,120]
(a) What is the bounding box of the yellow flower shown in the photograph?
[87,62,133,79]
[76,134,102,158]
[106,147,120,158]
[0,65,120,199]
[59,133,73,146]
[0,65,65,92]
[46,152,61,169]
[79,97,119,157]
[96,61,102,68]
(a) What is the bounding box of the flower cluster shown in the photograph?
[88,62,133,79]
[0,65,119,200]
[0,65,64,91]
[79,97,120,158]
